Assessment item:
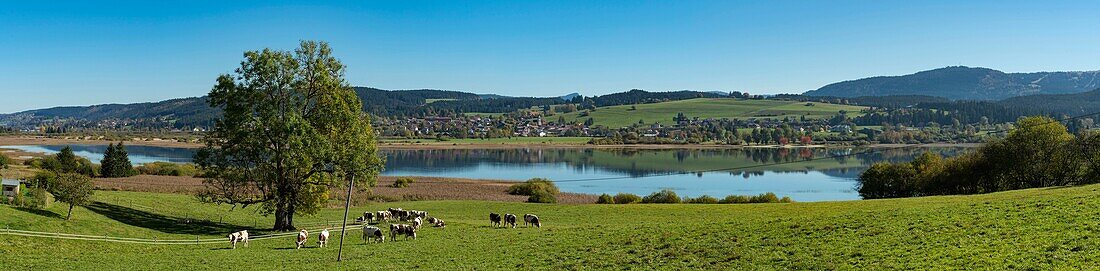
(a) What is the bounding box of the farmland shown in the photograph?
[4,184,1100,269]
[558,98,867,128]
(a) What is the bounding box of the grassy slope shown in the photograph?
[4,186,1100,270]
[559,98,867,128]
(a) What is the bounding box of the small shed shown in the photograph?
[2,179,19,198]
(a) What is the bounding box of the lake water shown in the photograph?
[1,144,971,202]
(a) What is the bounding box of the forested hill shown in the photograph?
[999,88,1100,116]
[0,88,728,129]
[804,66,1100,100]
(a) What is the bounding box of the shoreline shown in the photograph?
[0,135,981,150]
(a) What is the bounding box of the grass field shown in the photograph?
[380,137,593,145]
[559,98,867,128]
[4,184,1100,269]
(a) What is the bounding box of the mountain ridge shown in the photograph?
[804,66,1100,100]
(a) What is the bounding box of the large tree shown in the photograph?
[195,41,383,231]
[100,143,134,178]
[51,173,94,220]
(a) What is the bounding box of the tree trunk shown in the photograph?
[66,204,74,220]
[273,200,290,231]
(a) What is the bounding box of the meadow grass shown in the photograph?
[3,185,1100,270]
[559,98,867,128]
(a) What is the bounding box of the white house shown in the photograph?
[2,179,20,198]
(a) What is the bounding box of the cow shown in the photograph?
[228,230,249,249]
[434,219,446,228]
[504,214,517,228]
[363,211,375,223]
[318,229,330,248]
[489,213,502,227]
[376,211,391,221]
[296,229,309,249]
[362,225,384,243]
[412,217,423,230]
[427,217,439,225]
[523,214,542,228]
[390,224,416,241]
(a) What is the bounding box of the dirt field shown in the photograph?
[93,175,597,205]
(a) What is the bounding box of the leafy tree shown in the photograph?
[51,173,94,220]
[596,193,613,204]
[195,41,384,231]
[100,143,135,178]
[642,189,681,204]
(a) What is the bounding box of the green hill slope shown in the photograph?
[559,98,866,128]
[4,185,1100,269]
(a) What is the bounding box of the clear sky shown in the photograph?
[2,1,1099,113]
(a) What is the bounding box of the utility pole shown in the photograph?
[337,173,354,262]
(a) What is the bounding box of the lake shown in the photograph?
[0,144,972,201]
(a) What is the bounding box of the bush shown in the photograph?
[527,189,557,203]
[391,177,414,188]
[613,193,641,204]
[507,178,560,196]
[720,195,751,204]
[750,192,780,203]
[22,187,48,209]
[135,162,201,177]
[0,154,12,169]
[779,196,793,203]
[596,193,614,204]
[685,195,719,204]
[642,189,681,204]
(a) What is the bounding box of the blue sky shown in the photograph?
[2,1,1099,113]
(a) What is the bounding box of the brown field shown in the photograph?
[92,175,598,205]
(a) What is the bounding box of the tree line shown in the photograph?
[858,116,1100,199]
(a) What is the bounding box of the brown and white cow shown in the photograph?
[296,229,309,249]
[523,214,542,228]
[317,229,330,248]
[228,230,249,249]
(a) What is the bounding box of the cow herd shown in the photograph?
[227,208,542,249]
[489,213,540,228]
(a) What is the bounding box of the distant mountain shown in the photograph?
[804,66,1100,100]
[559,92,581,101]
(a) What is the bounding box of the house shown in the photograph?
[2,179,19,198]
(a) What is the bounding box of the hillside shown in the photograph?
[558,98,866,128]
[804,66,1100,100]
[4,185,1100,269]
[998,88,1100,117]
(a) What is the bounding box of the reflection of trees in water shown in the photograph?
[384,147,976,178]
[33,145,197,162]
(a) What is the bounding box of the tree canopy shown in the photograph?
[100,142,135,178]
[195,41,384,231]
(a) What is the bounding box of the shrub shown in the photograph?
[22,187,48,209]
[0,154,12,169]
[391,177,414,188]
[527,189,557,203]
[613,193,641,204]
[642,189,681,204]
[596,193,614,204]
[685,195,719,204]
[507,178,560,196]
[135,162,201,177]
[779,196,793,203]
[750,192,780,203]
[11,190,24,206]
[720,195,751,204]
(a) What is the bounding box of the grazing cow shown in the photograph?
[363,212,375,223]
[362,225,384,243]
[504,214,517,228]
[414,210,428,219]
[355,216,365,224]
[412,217,423,230]
[296,229,309,249]
[489,213,502,227]
[228,230,249,249]
[318,229,330,248]
[434,219,446,228]
[523,214,542,228]
[376,211,391,221]
[390,224,417,241]
[427,217,439,225]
